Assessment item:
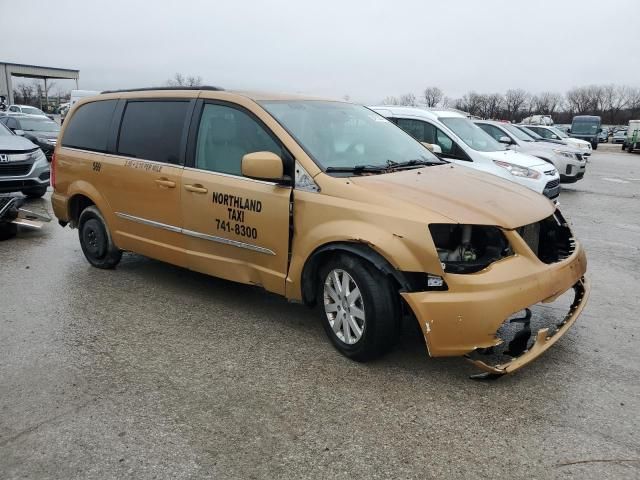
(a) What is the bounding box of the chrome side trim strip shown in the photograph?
[115,212,182,233]
[181,228,275,256]
[182,166,279,186]
[115,212,275,256]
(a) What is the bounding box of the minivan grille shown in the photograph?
[0,163,31,176]
[517,211,575,263]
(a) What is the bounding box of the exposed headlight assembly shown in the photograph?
[552,149,576,159]
[429,224,512,274]
[493,160,541,179]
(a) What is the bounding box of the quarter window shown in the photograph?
[117,101,189,164]
[195,103,283,176]
[62,100,118,152]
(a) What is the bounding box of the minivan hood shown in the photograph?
[477,149,547,168]
[0,135,38,152]
[347,164,554,229]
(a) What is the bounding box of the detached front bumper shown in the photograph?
[401,240,588,375]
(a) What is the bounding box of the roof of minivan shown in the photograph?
[369,105,467,120]
[98,87,335,102]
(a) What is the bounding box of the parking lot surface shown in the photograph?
[1,144,639,479]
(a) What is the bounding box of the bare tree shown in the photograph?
[166,73,202,87]
[455,92,484,117]
[15,83,35,105]
[441,96,451,108]
[531,92,563,115]
[423,86,443,107]
[398,93,417,106]
[503,89,528,121]
[381,96,400,105]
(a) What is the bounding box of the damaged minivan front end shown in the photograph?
[401,209,589,378]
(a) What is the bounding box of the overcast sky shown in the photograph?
[2,0,638,102]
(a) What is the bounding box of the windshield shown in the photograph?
[571,118,600,135]
[21,106,45,115]
[439,117,505,152]
[549,127,568,138]
[0,123,12,136]
[503,123,534,142]
[18,118,59,132]
[519,126,543,140]
[259,101,441,171]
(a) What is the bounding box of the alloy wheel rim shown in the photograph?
[323,269,365,344]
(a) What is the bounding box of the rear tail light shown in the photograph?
[51,152,56,189]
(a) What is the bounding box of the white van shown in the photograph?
[371,106,561,200]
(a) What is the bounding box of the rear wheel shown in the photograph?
[78,206,122,269]
[629,143,635,153]
[0,223,17,241]
[592,142,598,150]
[318,254,400,361]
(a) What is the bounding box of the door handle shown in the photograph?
[184,184,208,194]
[155,178,176,188]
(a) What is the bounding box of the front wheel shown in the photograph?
[592,142,598,150]
[629,143,635,153]
[78,206,122,269]
[319,254,400,361]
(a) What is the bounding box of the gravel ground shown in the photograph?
[1,143,639,479]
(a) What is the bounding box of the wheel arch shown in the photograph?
[66,180,112,228]
[300,241,418,306]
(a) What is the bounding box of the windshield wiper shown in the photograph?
[386,158,445,169]
[325,165,388,174]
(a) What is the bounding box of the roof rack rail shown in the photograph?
[100,86,224,94]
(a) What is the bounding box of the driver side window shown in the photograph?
[434,127,468,161]
[478,124,506,142]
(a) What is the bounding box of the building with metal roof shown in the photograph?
[0,62,79,105]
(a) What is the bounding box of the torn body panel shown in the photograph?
[401,234,588,371]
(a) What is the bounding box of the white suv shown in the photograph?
[522,125,592,157]
[476,120,587,183]
[370,106,561,200]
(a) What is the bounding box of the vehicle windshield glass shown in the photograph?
[21,107,44,115]
[18,118,59,132]
[439,117,505,152]
[549,127,568,138]
[0,123,12,136]
[259,100,442,171]
[519,127,543,140]
[503,123,534,142]
[571,119,599,134]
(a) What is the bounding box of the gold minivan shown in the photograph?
[51,87,589,377]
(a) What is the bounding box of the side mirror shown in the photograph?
[241,151,285,182]
[421,142,442,154]
[14,129,25,136]
[498,136,512,144]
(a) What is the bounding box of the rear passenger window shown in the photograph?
[195,103,283,176]
[61,100,117,152]
[117,101,189,164]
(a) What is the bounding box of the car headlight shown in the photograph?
[28,149,46,162]
[553,149,576,159]
[493,160,541,179]
[429,224,512,274]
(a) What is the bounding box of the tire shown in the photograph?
[318,253,400,361]
[22,186,47,198]
[78,206,122,269]
[622,144,626,151]
[0,223,17,241]
[629,143,634,153]
[592,142,598,150]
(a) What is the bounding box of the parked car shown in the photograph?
[6,104,50,119]
[50,87,589,376]
[0,114,59,159]
[522,125,592,156]
[0,123,50,198]
[371,106,561,199]
[476,120,587,183]
[598,127,609,143]
[624,120,640,153]
[569,115,601,149]
[612,129,627,144]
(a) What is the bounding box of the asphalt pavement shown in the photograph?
[1,143,639,479]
